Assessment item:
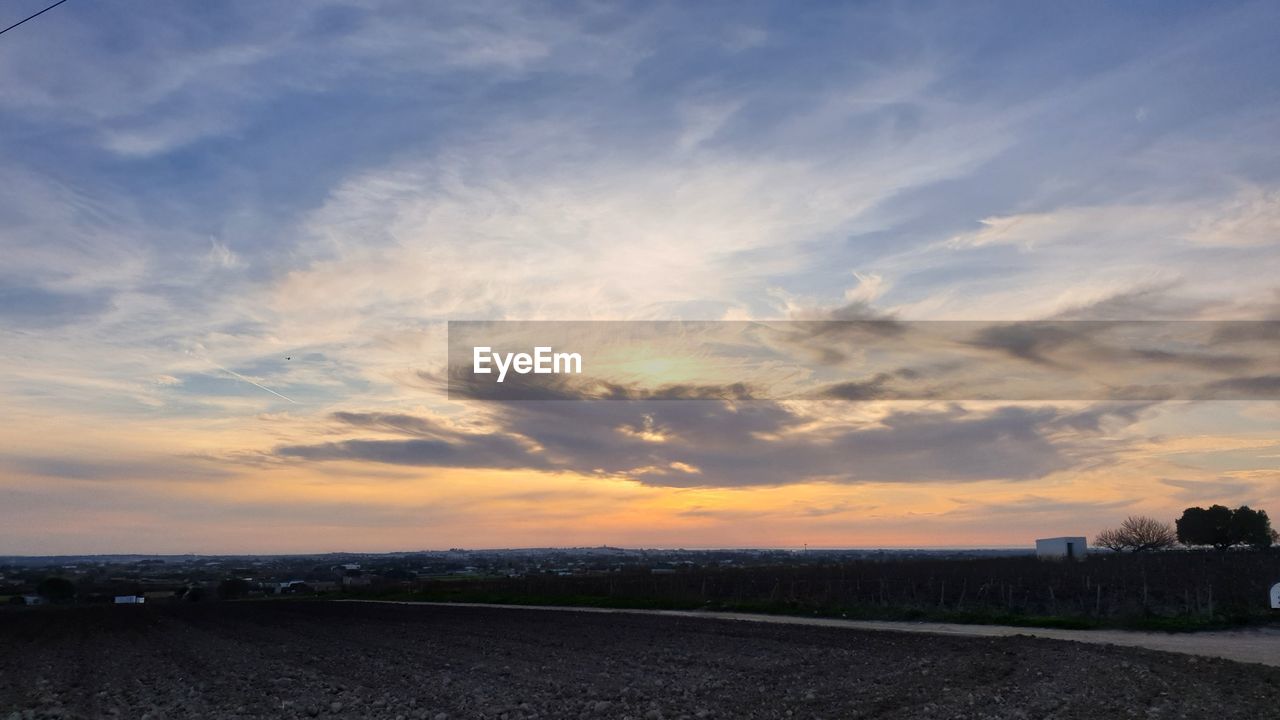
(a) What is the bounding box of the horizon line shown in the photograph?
[0,544,1049,559]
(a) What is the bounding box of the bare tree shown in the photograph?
[1095,527,1128,552]
[1095,516,1177,552]
[1124,516,1178,551]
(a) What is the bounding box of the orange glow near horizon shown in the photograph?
[4,405,1276,555]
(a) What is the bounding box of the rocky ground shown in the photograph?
[1,601,1277,720]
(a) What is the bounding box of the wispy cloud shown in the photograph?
[1,0,1278,551]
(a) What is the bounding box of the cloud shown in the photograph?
[814,374,899,401]
[843,272,888,304]
[940,495,1138,519]
[206,239,243,270]
[677,506,770,521]
[2,455,230,483]
[329,411,463,439]
[945,188,1280,252]
[966,323,1086,366]
[1051,282,1223,321]
[275,410,542,469]
[2,1,1280,550]
[1199,375,1280,399]
[1159,477,1264,503]
[1186,185,1280,247]
[961,322,1274,389]
[0,2,641,157]
[273,401,1146,489]
[275,437,545,470]
[886,188,1280,322]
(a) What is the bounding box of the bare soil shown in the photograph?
[388,601,1280,668]
[1,601,1277,720]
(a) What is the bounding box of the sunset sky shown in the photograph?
[2,0,1278,554]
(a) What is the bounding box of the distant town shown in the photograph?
[1,547,1031,606]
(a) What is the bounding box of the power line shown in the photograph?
[0,0,70,37]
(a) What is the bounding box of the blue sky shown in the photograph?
[1,1,1278,553]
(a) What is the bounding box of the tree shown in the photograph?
[1176,505,1233,549]
[1094,516,1177,552]
[216,578,253,600]
[1095,526,1127,552]
[1231,506,1275,550]
[36,576,76,603]
[1176,505,1274,550]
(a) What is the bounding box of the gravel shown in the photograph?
[1,601,1277,719]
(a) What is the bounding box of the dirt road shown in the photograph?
[371,601,1280,668]
[2,601,1278,719]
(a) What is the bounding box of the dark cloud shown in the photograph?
[274,401,1146,488]
[1199,375,1280,399]
[276,436,544,470]
[1102,384,1179,401]
[767,311,906,367]
[814,374,894,401]
[1052,283,1222,320]
[965,322,1091,366]
[288,412,545,471]
[1047,403,1153,432]
[631,383,756,401]
[964,322,1274,394]
[330,411,454,437]
[1130,348,1255,372]
[813,369,938,401]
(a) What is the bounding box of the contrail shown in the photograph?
[210,362,298,404]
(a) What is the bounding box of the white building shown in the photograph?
[1035,536,1087,560]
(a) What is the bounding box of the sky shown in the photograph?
[1,0,1278,554]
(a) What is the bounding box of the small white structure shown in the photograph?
[273,580,308,594]
[1270,583,1280,610]
[1036,536,1087,560]
[113,595,145,604]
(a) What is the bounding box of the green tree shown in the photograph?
[1177,505,1274,550]
[1176,505,1233,549]
[36,576,76,603]
[1230,506,1275,550]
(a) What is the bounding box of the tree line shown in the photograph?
[403,550,1280,624]
[1095,505,1276,553]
